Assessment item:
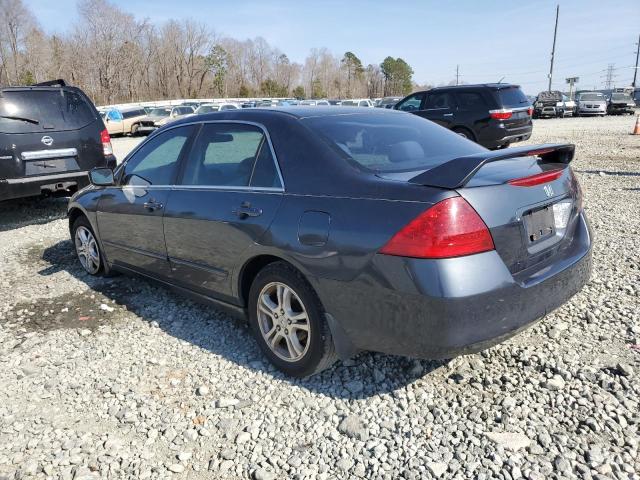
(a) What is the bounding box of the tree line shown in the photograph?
[0,0,421,105]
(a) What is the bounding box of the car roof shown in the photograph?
[169,106,405,125]
[422,83,520,93]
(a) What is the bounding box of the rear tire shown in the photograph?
[131,124,139,136]
[452,127,476,142]
[248,262,337,377]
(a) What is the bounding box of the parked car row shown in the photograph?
[532,90,636,118]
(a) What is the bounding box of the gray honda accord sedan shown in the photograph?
[68,107,592,377]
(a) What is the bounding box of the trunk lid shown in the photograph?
[408,144,582,275]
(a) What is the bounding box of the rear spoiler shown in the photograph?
[34,79,67,87]
[409,143,575,189]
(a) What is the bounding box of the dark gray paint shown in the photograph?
[68,108,592,360]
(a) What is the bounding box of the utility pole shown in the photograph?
[456,65,460,86]
[633,33,639,88]
[548,4,559,92]
[602,64,617,89]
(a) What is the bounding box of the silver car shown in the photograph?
[576,92,607,116]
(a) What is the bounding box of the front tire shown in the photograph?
[72,216,105,276]
[248,262,337,377]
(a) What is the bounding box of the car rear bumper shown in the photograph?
[316,211,592,360]
[0,171,91,201]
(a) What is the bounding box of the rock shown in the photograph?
[167,464,185,473]
[183,429,198,442]
[617,363,633,377]
[235,432,251,444]
[100,303,114,312]
[338,415,368,440]
[220,449,235,460]
[79,329,92,336]
[216,398,239,408]
[485,432,531,452]
[426,462,448,477]
[502,396,517,409]
[344,380,364,394]
[254,469,276,480]
[336,457,354,472]
[177,452,192,462]
[196,385,209,396]
[544,375,565,391]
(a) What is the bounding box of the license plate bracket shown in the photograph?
[524,206,554,243]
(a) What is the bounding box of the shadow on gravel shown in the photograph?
[576,169,640,177]
[34,239,449,399]
[0,195,69,232]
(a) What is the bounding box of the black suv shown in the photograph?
[1,80,115,202]
[394,83,532,149]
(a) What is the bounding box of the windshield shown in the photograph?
[303,112,484,173]
[197,105,220,114]
[0,89,95,133]
[149,108,171,117]
[611,93,631,101]
[579,93,604,101]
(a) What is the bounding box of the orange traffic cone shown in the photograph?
[633,115,640,135]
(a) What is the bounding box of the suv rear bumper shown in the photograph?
[0,171,90,201]
[482,124,532,149]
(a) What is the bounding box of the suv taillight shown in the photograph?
[489,109,513,120]
[379,197,495,259]
[100,129,113,156]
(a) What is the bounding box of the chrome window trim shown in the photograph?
[118,119,285,193]
[114,184,283,193]
[21,148,78,160]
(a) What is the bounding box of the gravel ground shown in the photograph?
[0,115,638,480]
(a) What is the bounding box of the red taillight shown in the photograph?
[100,129,113,156]
[527,107,533,116]
[379,197,495,259]
[507,168,563,187]
[489,109,513,120]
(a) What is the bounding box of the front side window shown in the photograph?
[396,93,424,112]
[108,110,123,121]
[121,125,194,187]
[181,123,281,188]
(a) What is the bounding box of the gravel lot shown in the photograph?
[1,115,638,480]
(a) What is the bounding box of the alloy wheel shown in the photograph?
[74,226,100,274]
[257,282,310,362]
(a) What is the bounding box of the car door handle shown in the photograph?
[443,113,454,117]
[232,203,262,218]
[143,200,164,211]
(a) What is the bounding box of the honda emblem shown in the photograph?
[41,136,53,146]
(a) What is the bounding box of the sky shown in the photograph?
[25,0,640,95]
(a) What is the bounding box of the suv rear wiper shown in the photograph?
[0,115,40,124]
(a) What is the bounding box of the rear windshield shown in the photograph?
[302,112,484,173]
[497,87,530,108]
[198,105,220,113]
[0,89,96,134]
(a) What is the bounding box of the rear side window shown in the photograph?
[497,87,529,108]
[181,123,282,188]
[0,89,96,133]
[456,92,487,110]
[122,109,145,119]
[303,112,484,173]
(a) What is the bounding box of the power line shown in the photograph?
[601,63,617,89]
[633,33,639,87]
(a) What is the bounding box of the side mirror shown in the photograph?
[89,167,115,186]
